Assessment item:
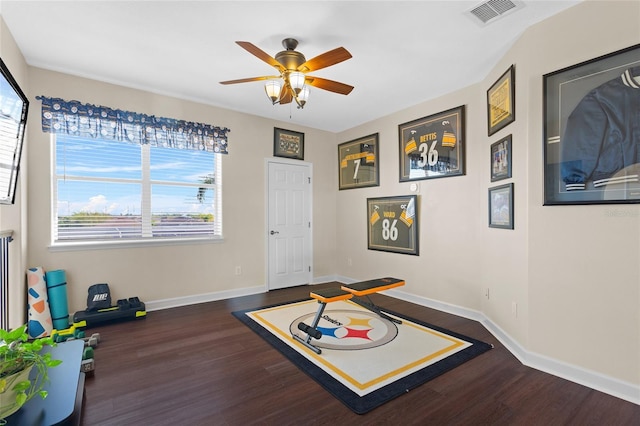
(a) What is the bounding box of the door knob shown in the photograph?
[270,230,279,235]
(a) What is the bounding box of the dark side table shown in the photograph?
[6,339,84,425]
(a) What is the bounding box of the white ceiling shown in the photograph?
[0,0,581,133]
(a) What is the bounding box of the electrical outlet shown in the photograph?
[485,288,490,299]
[347,258,353,266]
[235,266,242,275]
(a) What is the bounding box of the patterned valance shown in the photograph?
[36,96,229,154]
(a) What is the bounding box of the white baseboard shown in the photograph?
[385,287,640,406]
[145,285,265,311]
[144,281,639,406]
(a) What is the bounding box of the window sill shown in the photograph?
[48,236,224,252]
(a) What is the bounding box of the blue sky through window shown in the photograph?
[56,136,215,217]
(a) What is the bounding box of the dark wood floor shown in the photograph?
[81,282,640,425]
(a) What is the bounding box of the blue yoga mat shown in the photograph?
[45,269,69,330]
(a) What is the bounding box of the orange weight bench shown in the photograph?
[292,277,405,354]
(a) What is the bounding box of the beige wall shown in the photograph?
[336,0,640,387]
[525,0,640,386]
[2,0,638,399]
[25,68,338,313]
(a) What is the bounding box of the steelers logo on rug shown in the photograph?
[290,309,398,350]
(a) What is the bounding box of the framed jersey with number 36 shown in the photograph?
[398,105,465,182]
[338,133,379,190]
[367,195,419,255]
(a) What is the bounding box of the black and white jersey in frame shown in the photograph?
[398,105,466,182]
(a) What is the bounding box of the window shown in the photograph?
[53,135,222,244]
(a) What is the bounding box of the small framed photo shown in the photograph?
[543,44,640,205]
[490,134,512,182]
[274,127,304,160]
[338,133,379,190]
[398,105,465,182]
[489,183,514,229]
[367,195,419,255]
[487,65,516,136]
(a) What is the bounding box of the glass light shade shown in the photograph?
[264,80,282,103]
[297,85,310,108]
[289,71,306,93]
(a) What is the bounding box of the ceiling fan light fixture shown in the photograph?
[296,85,310,109]
[264,79,282,104]
[289,71,306,93]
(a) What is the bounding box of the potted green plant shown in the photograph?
[0,325,62,420]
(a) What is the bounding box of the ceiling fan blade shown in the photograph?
[220,76,280,85]
[298,47,352,72]
[305,76,354,95]
[236,41,284,71]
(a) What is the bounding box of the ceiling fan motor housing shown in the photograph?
[275,50,306,71]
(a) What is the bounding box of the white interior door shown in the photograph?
[267,160,312,290]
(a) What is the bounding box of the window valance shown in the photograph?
[36,96,229,154]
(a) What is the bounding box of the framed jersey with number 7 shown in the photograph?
[338,133,379,190]
[398,105,465,182]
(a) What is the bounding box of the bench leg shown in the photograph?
[351,295,402,324]
[292,301,327,354]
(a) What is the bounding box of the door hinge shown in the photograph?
[309,266,311,272]
[308,222,311,228]
[308,177,311,184]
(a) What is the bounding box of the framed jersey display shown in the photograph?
[367,195,419,255]
[487,65,516,136]
[543,44,640,205]
[338,133,379,190]
[398,105,465,182]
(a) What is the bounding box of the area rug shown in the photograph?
[232,298,492,414]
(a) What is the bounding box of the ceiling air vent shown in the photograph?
[467,0,524,25]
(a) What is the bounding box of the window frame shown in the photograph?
[49,134,223,250]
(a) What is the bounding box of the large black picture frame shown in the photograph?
[338,133,379,190]
[367,195,419,256]
[398,105,465,182]
[0,57,29,205]
[543,44,640,205]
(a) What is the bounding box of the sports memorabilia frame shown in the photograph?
[398,105,465,182]
[488,183,514,230]
[274,127,304,160]
[487,65,515,136]
[367,195,419,255]
[543,44,640,205]
[490,134,512,182]
[338,133,379,190]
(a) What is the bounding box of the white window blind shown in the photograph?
[53,135,222,243]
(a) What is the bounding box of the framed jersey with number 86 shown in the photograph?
[367,195,419,255]
[338,133,379,190]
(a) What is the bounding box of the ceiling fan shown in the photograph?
[219,38,354,109]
